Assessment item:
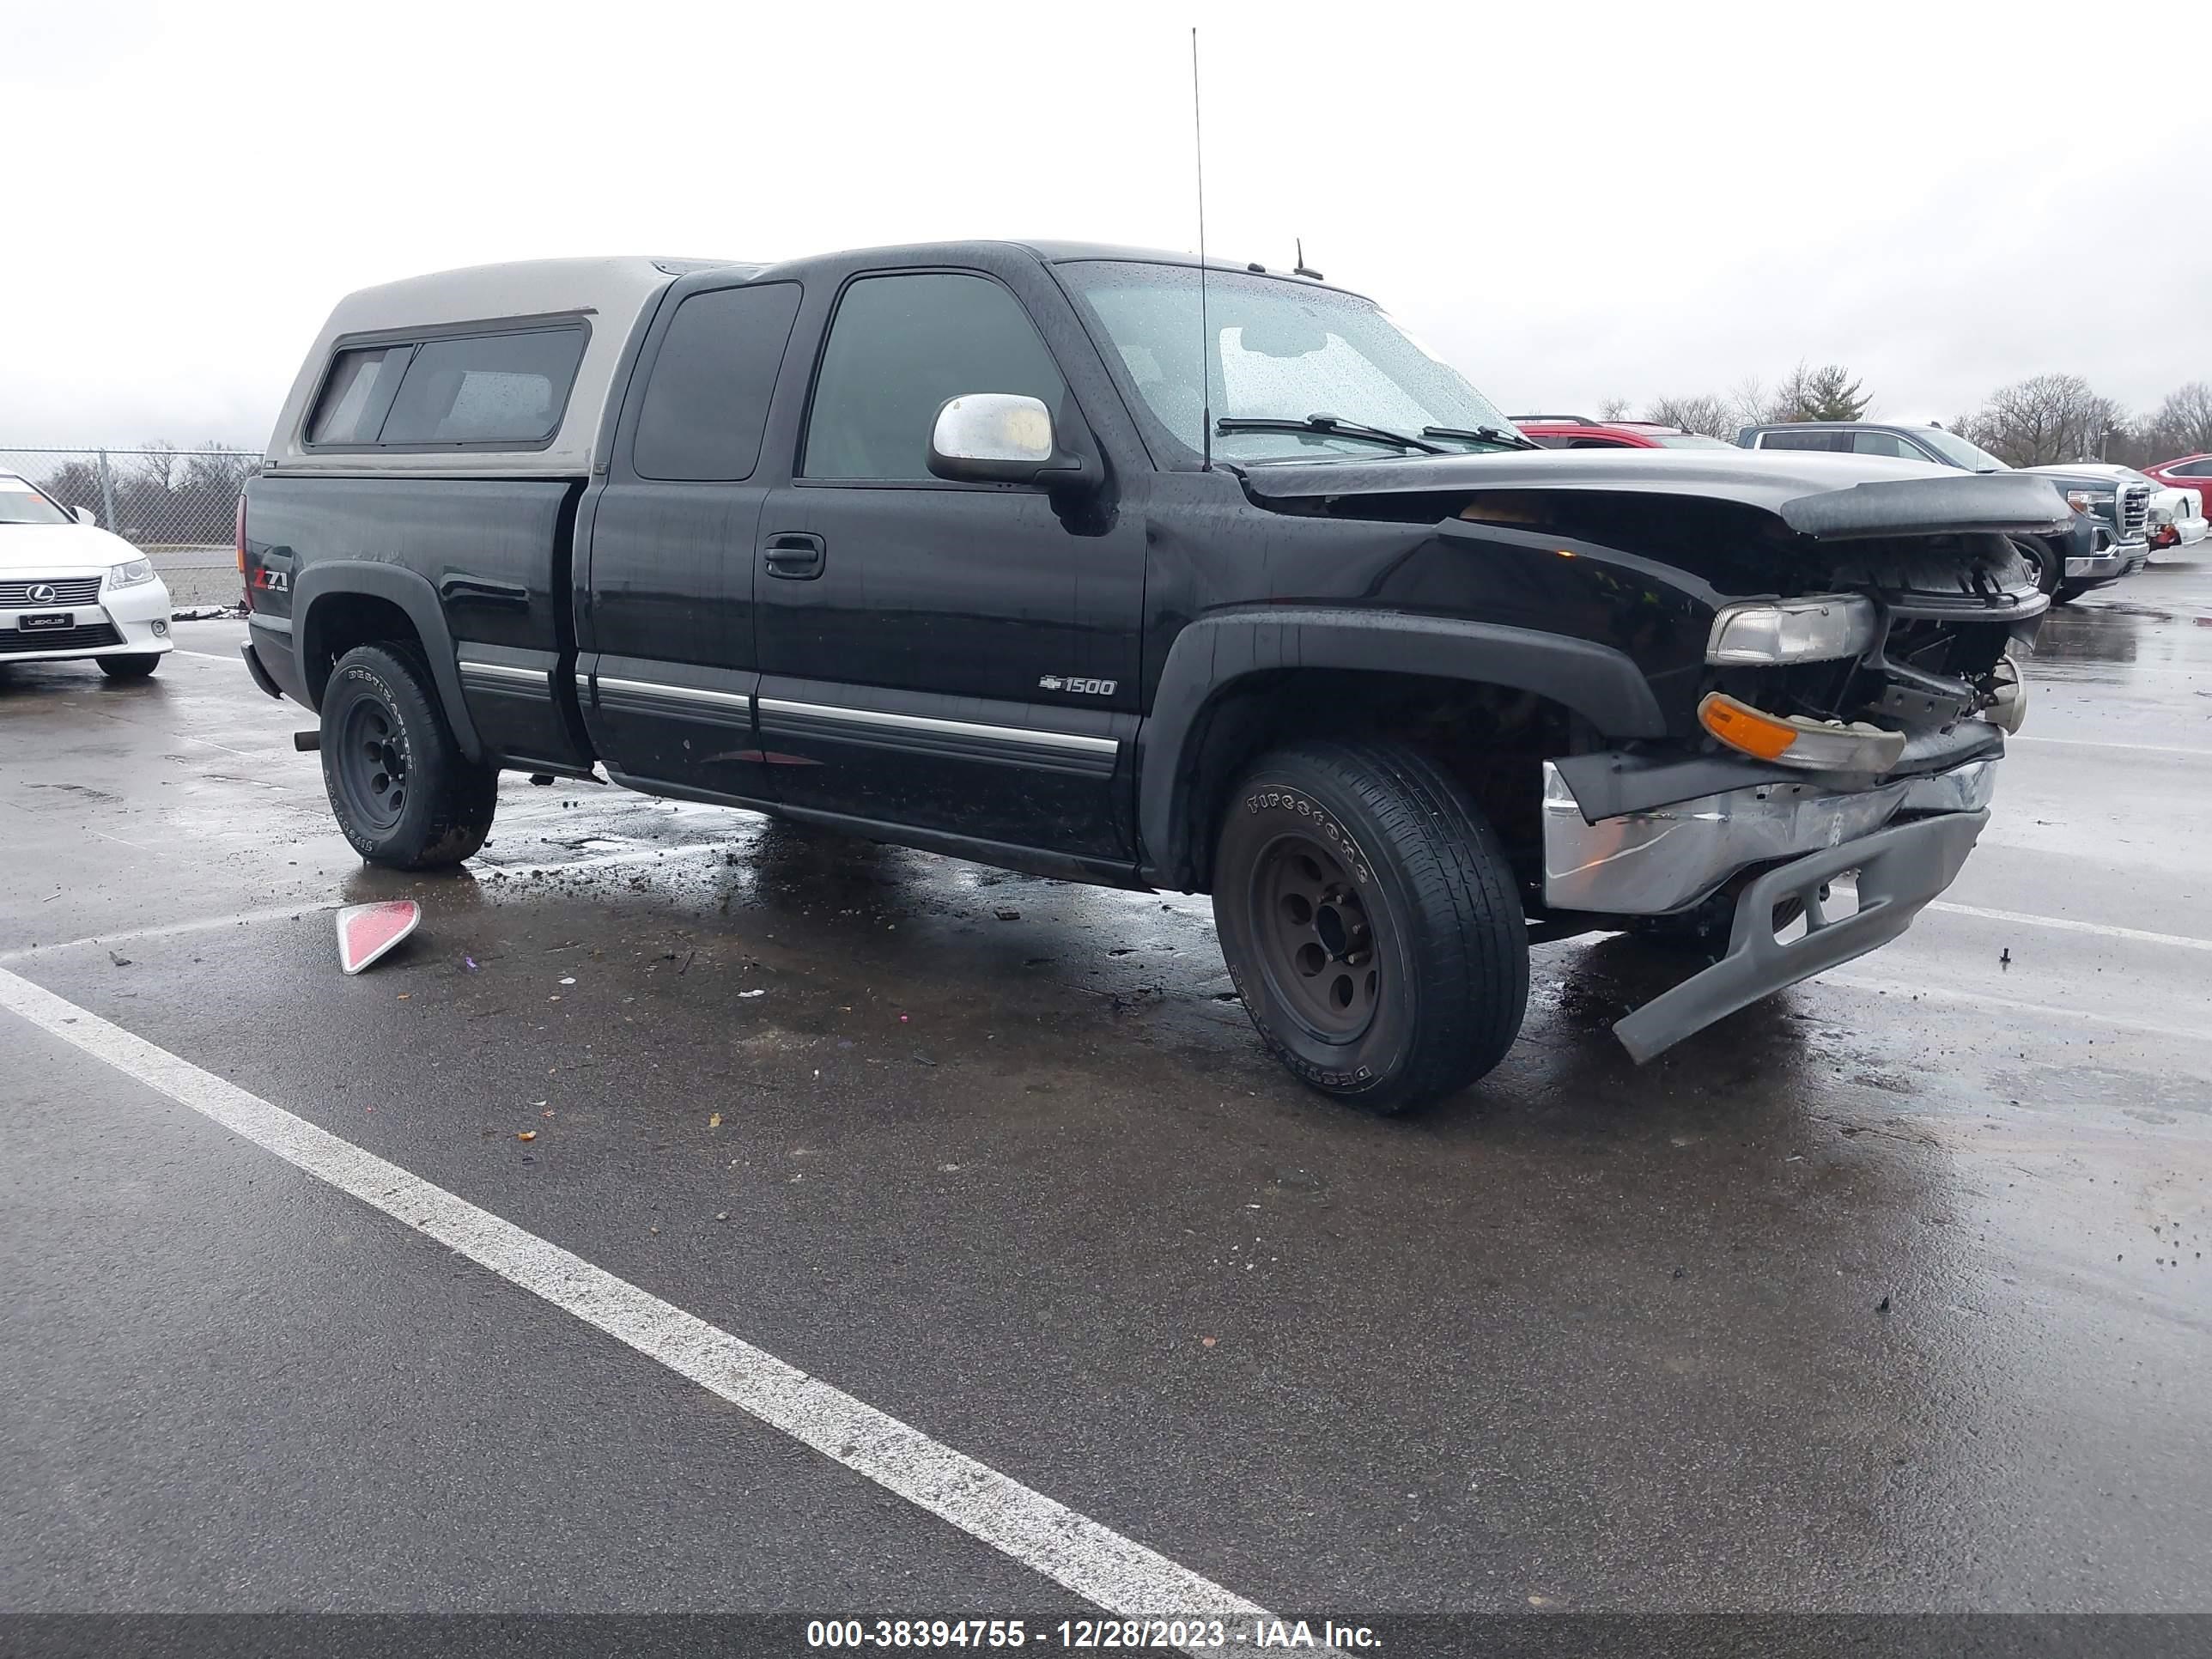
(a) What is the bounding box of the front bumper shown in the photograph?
[1542,755,1998,1062]
[2065,539,2149,582]
[1542,757,1997,915]
[1611,809,1988,1063]
[0,573,174,661]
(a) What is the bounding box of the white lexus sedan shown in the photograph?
[1,471,173,678]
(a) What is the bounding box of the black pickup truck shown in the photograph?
[240,243,2063,1110]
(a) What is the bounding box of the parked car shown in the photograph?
[2021,461,2205,556]
[1508,416,1735,450]
[2139,453,2212,497]
[1737,422,2150,601]
[0,471,173,677]
[242,247,2060,1109]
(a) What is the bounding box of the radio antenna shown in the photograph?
[1191,26,1212,472]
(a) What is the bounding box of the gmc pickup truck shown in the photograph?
[240,245,2064,1110]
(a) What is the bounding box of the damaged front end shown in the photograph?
[1237,450,2068,1060]
[1535,477,2057,1060]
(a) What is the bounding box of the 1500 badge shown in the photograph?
[1038,675,1115,696]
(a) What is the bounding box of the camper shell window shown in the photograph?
[302,321,589,452]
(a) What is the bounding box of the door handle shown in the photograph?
[763,532,825,580]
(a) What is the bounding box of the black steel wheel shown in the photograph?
[319,643,497,869]
[1249,831,1382,1044]
[1212,738,1528,1113]
[333,691,410,834]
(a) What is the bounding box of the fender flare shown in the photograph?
[1135,607,1667,887]
[294,560,485,762]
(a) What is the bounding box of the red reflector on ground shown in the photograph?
[336,901,421,975]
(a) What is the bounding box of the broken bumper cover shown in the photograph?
[1610,809,1987,1064]
[1541,757,1997,915]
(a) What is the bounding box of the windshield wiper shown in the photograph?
[1215,413,1446,455]
[1420,424,1540,452]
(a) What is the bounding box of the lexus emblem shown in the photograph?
[26,583,57,604]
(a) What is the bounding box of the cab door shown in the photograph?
[577,277,805,799]
[751,264,1146,862]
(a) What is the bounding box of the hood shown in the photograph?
[2018,463,2136,489]
[1234,447,2075,540]
[0,521,144,574]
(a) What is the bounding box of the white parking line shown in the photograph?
[1926,902,2212,953]
[2008,734,2212,759]
[1823,973,2212,1048]
[170,648,242,662]
[0,966,1281,1644]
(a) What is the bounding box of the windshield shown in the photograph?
[0,475,73,526]
[1652,432,1732,449]
[1057,261,1522,465]
[1916,428,2009,472]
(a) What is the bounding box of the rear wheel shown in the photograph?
[96,653,161,679]
[1212,739,1528,1113]
[320,643,497,868]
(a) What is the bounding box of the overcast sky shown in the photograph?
[5,0,2205,450]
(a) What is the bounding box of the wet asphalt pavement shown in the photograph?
[3,562,2209,1638]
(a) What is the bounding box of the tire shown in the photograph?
[2018,535,2063,599]
[2052,583,2085,605]
[96,653,161,679]
[319,643,497,869]
[1211,738,1528,1113]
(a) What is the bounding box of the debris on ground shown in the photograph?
[2000,947,2012,969]
[708,1112,722,1127]
[336,901,422,975]
[738,988,766,1000]
[516,1130,538,1142]
[994,908,1021,921]
[107,950,131,967]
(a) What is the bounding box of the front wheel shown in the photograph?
[2017,535,2063,599]
[319,643,497,868]
[1212,739,1528,1114]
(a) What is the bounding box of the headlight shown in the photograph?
[1698,693,1907,773]
[106,557,156,589]
[1705,594,1876,665]
[2063,489,2115,513]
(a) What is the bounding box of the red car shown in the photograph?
[1510,415,1735,450]
[2141,453,2212,494]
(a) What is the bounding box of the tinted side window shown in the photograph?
[1762,429,1846,453]
[381,328,587,445]
[308,345,410,444]
[632,283,803,482]
[804,273,1066,481]
[1850,431,1915,458]
[2175,459,2212,478]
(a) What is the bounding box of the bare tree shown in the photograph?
[1729,374,1772,432]
[2144,381,2212,459]
[1643,393,1739,439]
[131,441,180,492]
[1595,397,1632,422]
[1960,374,2125,466]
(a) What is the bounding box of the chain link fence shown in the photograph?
[0,445,261,548]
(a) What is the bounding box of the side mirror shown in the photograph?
[71,505,97,526]
[927,393,1096,489]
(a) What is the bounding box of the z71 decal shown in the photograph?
[1038,674,1116,696]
